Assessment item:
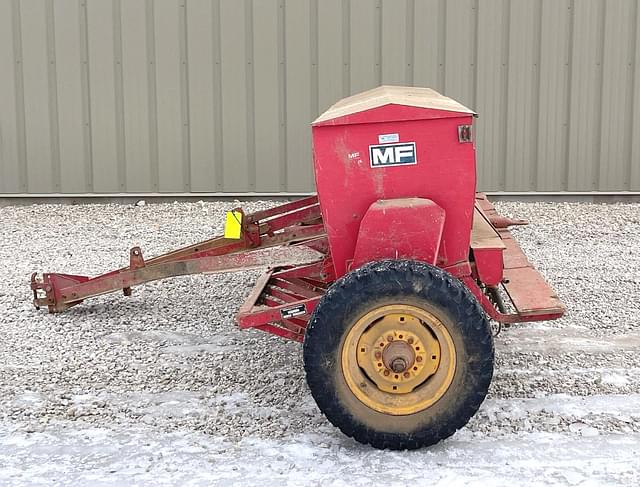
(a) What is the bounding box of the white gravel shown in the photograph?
[1,199,639,485]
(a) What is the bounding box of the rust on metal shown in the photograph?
[31,198,325,316]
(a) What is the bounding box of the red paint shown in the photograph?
[352,198,445,269]
[473,248,504,286]
[312,108,476,277]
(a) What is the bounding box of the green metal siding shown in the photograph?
[0,0,639,194]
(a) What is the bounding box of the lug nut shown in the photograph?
[403,372,410,378]
[407,337,414,345]
[416,356,423,363]
[383,370,390,376]
[387,335,394,342]
[374,351,382,359]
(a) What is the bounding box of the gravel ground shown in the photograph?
[1,199,639,485]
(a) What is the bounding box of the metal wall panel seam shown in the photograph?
[536,0,571,191]
[251,0,280,190]
[594,0,606,190]
[563,0,575,191]
[113,0,127,191]
[624,0,639,190]
[79,0,94,192]
[220,0,247,191]
[282,0,313,191]
[405,0,415,85]
[86,0,119,192]
[212,0,224,191]
[11,0,28,192]
[599,1,632,190]
[438,0,446,91]
[375,0,382,85]
[145,0,159,191]
[180,0,191,191]
[316,0,342,113]
[474,1,497,189]
[341,0,350,96]
[380,0,406,85]
[310,0,319,120]
[120,0,152,192]
[500,0,511,191]
[504,0,536,191]
[45,0,61,192]
[530,0,543,190]
[632,0,640,189]
[277,0,287,190]
[471,0,479,109]
[154,0,185,191]
[0,2,18,192]
[244,0,256,190]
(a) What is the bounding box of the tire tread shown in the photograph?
[304,260,494,450]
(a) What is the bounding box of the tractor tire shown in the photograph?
[303,259,494,450]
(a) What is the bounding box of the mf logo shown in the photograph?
[369,142,417,168]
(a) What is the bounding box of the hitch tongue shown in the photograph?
[29,272,90,313]
[30,272,46,310]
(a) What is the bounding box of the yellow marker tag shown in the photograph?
[224,211,243,239]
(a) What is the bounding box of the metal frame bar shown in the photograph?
[31,198,327,313]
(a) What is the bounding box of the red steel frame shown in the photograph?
[236,193,563,342]
[31,196,326,313]
[31,193,564,343]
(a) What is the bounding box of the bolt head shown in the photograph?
[391,358,407,373]
[407,337,414,345]
[383,370,390,376]
[374,351,382,359]
[416,356,423,363]
[403,372,410,378]
[387,335,394,342]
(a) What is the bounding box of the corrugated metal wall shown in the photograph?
[1,0,639,195]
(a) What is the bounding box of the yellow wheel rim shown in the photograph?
[341,304,456,415]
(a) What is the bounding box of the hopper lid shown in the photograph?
[313,85,476,126]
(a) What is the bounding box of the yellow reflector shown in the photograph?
[224,211,243,239]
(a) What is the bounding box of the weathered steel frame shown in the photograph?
[31,193,564,340]
[237,256,334,342]
[31,196,325,313]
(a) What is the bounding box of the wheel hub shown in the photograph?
[342,304,457,415]
[356,317,441,394]
[383,340,415,372]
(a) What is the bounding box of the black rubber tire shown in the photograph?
[303,259,494,450]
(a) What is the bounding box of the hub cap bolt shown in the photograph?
[390,358,407,373]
